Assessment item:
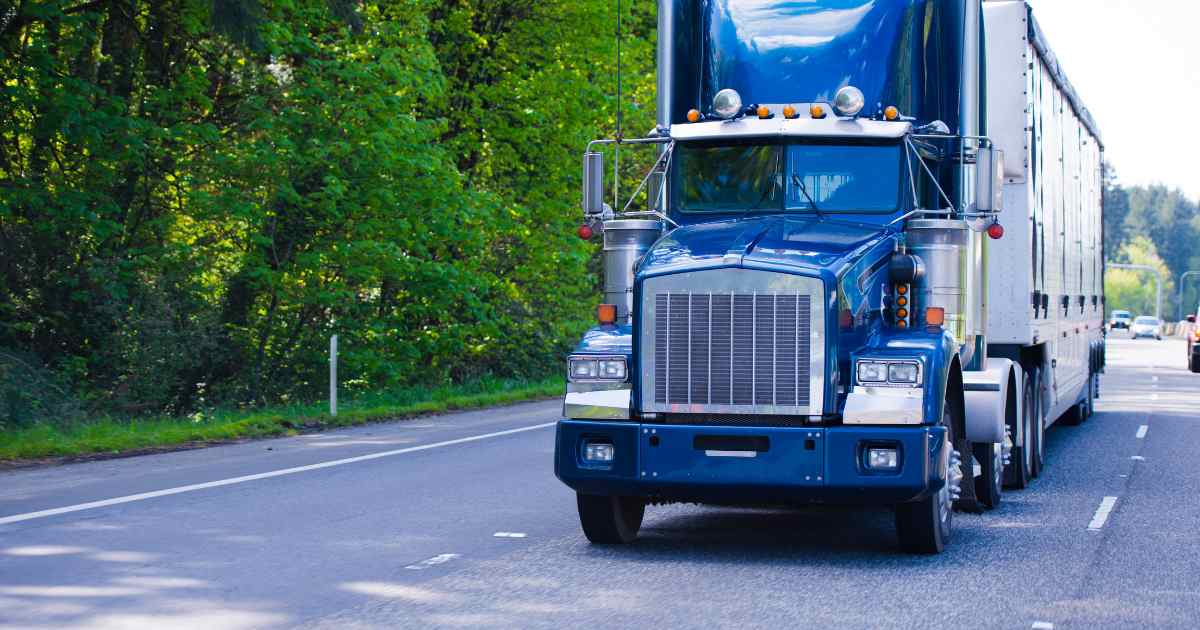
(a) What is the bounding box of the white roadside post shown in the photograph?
[330,334,338,417]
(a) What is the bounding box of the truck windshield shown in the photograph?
[675,144,783,213]
[675,142,901,214]
[787,144,901,213]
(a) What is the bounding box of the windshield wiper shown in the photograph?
[791,174,824,219]
[750,151,783,210]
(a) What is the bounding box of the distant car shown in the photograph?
[1129,316,1162,340]
[1109,310,1132,330]
[1188,310,1200,372]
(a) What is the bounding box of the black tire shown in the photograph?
[974,441,1002,509]
[896,397,960,554]
[577,493,645,544]
[1005,371,1035,489]
[1084,373,1096,418]
[1031,368,1046,478]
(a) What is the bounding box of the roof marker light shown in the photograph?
[884,106,899,120]
[810,104,826,119]
[782,105,798,119]
[833,86,865,117]
[686,109,701,123]
[756,105,771,119]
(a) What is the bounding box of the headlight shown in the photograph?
[568,356,627,382]
[888,362,920,384]
[856,359,922,387]
[598,359,627,380]
[857,361,888,383]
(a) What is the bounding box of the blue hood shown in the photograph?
[640,215,890,277]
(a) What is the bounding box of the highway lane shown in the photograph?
[0,338,1196,629]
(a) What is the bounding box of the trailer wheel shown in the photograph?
[1031,368,1046,477]
[973,442,1002,509]
[577,493,644,544]
[1005,371,1035,489]
[896,398,961,554]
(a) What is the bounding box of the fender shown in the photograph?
[563,325,633,420]
[843,328,959,426]
[962,359,1020,443]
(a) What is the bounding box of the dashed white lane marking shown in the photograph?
[1150,393,1160,401]
[1136,425,1149,439]
[0,421,557,526]
[1087,496,1119,531]
[493,532,527,538]
[404,553,460,570]
[1131,455,1146,461]
[1032,622,1054,630]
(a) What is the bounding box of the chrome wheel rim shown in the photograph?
[992,442,1003,488]
[941,447,963,523]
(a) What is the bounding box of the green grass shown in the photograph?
[0,376,564,463]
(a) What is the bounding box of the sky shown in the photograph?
[1025,0,1200,200]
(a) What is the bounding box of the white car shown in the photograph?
[1130,316,1162,340]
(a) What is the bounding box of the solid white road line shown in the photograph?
[493,532,527,538]
[1087,496,1119,531]
[1136,425,1149,439]
[1031,622,1054,630]
[0,421,557,526]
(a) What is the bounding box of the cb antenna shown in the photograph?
[613,0,623,211]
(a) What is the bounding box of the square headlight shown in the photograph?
[569,358,598,380]
[888,362,920,384]
[857,361,887,383]
[568,356,627,381]
[598,359,627,380]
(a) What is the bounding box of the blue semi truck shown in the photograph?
[556,0,1104,553]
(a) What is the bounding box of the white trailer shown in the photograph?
[983,1,1105,487]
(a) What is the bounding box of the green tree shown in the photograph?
[1105,236,1173,319]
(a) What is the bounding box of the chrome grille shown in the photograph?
[641,268,824,416]
[653,292,811,407]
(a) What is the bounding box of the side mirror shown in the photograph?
[1187,314,1196,323]
[975,146,1004,213]
[582,151,606,216]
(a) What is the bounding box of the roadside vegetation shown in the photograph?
[1,1,1194,458]
[1,0,655,452]
[0,375,561,462]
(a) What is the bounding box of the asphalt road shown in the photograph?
[0,337,1196,629]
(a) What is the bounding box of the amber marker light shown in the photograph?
[884,106,899,120]
[597,304,617,325]
[810,104,826,119]
[897,295,908,307]
[686,109,701,123]
[926,307,946,327]
[896,284,908,295]
[756,105,771,119]
[896,308,909,320]
[897,319,908,329]
[783,104,798,119]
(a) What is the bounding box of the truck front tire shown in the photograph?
[577,493,645,544]
[896,398,960,554]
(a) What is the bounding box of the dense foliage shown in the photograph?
[1,0,656,423]
[1102,167,1200,320]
